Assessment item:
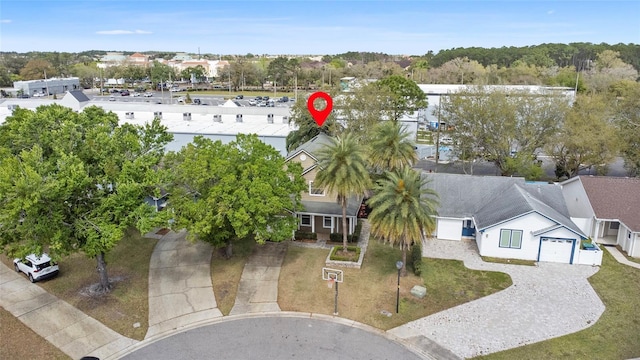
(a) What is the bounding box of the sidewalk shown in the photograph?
[145,229,222,339]
[229,241,287,315]
[603,245,640,269]
[0,262,137,359]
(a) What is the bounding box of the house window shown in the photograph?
[610,222,619,230]
[300,215,311,226]
[309,181,325,196]
[323,216,332,229]
[499,229,523,249]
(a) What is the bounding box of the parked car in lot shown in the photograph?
[14,253,59,283]
[121,90,130,96]
[193,98,201,105]
[235,94,244,99]
[143,92,153,97]
[132,92,141,97]
[277,96,289,102]
[255,96,263,101]
[248,99,257,106]
[109,95,116,101]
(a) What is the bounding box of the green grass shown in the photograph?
[279,239,512,330]
[210,236,256,315]
[2,228,156,341]
[481,256,537,266]
[329,245,361,261]
[477,251,640,359]
[616,245,640,264]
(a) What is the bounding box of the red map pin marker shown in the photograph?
[307,91,333,127]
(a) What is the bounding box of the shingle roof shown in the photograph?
[299,195,362,217]
[68,90,90,103]
[422,173,584,237]
[286,133,333,160]
[579,176,640,232]
[475,183,585,237]
[422,173,524,218]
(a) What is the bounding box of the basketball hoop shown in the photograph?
[327,277,335,289]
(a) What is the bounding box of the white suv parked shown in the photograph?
[14,253,59,283]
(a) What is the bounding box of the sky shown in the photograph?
[1,0,639,55]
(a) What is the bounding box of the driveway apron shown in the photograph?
[388,239,605,359]
[0,262,138,359]
[229,241,287,315]
[146,229,222,339]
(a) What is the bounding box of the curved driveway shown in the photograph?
[389,239,605,358]
[121,315,424,360]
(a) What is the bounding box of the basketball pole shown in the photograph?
[334,279,339,316]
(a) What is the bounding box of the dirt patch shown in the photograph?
[0,307,70,360]
[79,276,126,297]
[156,228,171,236]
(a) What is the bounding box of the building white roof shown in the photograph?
[0,98,295,139]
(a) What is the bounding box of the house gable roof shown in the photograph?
[475,183,585,237]
[422,173,524,218]
[67,90,90,103]
[286,133,333,160]
[579,176,640,232]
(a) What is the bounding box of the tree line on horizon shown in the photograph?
[1,42,638,91]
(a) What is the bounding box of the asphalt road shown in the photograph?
[121,317,423,360]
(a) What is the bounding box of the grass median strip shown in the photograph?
[211,236,256,315]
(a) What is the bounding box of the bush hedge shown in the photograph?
[329,221,362,243]
[411,244,423,276]
[294,230,317,240]
[329,245,361,261]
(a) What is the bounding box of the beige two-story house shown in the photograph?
[285,134,362,238]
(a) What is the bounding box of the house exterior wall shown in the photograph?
[570,217,592,236]
[477,213,557,261]
[436,218,463,241]
[300,167,336,204]
[562,179,594,218]
[619,225,640,258]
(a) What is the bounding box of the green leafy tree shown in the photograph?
[314,133,371,252]
[439,86,569,176]
[19,59,56,80]
[546,94,620,178]
[149,60,176,84]
[0,105,173,292]
[368,120,417,173]
[375,75,428,121]
[614,83,640,176]
[367,168,438,276]
[286,96,340,152]
[164,134,306,257]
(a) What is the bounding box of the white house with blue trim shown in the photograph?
[423,173,602,265]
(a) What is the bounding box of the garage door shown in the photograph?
[539,238,574,264]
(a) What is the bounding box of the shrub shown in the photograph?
[329,245,361,261]
[411,244,423,276]
[294,231,317,240]
[329,220,363,243]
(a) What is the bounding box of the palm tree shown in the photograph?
[368,120,418,173]
[367,168,438,276]
[315,133,371,252]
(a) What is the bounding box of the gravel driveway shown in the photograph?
[388,239,604,358]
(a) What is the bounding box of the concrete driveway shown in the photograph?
[389,239,605,358]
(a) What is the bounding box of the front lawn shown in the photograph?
[0,307,70,360]
[279,239,512,330]
[210,236,256,315]
[478,251,640,359]
[2,228,157,341]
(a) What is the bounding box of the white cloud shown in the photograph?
[96,29,152,35]
[0,19,12,23]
